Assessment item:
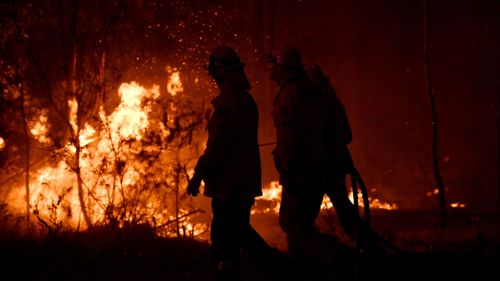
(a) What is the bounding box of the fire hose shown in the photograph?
[349,165,403,256]
[348,165,370,252]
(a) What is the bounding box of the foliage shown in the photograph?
[0,0,235,238]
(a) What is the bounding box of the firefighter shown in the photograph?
[187,45,286,281]
[308,63,392,256]
[307,63,358,240]
[268,45,329,257]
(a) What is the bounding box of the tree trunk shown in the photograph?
[75,142,92,228]
[175,163,181,237]
[69,0,92,229]
[424,0,447,227]
[20,85,31,234]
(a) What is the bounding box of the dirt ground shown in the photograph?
[1,209,499,281]
[250,208,500,280]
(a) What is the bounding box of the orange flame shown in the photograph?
[167,71,183,96]
[6,69,400,239]
[427,188,465,208]
[29,110,51,144]
[450,202,466,208]
[347,191,398,210]
[0,136,5,151]
[6,71,209,237]
[426,188,440,197]
[253,181,282,214]
[108,82,152,141]
[256,181,398,215]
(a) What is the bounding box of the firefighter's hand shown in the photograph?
[187,175,201,197]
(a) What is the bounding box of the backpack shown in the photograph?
[308,70,354,173]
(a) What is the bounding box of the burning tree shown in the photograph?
[0,0,213,238]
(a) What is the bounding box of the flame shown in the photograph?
[450,202,466,208]
[6,68,401,239]
[79,125,97,147]
[253,181,282,214]
[0,136,5,151]
[260,181,282,201]
[29,110,51,144]
[108,82,151,141]
[255,180,398,215]
[426,188,440,197]
[6,71,206,238]
[166,71,183,96]
[427,188,467,208]
[347,191,398,210]
[68,98,78,133]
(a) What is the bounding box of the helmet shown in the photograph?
[209,45,245,69]
[268,45,303,66]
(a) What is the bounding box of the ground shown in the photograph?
[1,209,500,281]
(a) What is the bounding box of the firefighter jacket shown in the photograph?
[271,78,329,191]
[193,83,262,199]
[315,79,354,176]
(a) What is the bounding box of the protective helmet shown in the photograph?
[209,45,245,69]
[268,45,303,66]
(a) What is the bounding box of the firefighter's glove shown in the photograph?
[187,175,201,197]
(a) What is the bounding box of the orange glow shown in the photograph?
[5,69,400,239]
[253,181,282,214]
[260,181,282,201]
[255,180,398,215]
[450,202,466,208]
[29,110,50,144]
[68,98,78,133]
[346,190,398,210]
[6,71,206,238]
[426,188,440,197]
[166,70,183,96]
[109,82,151,141]
[0,136,5,151]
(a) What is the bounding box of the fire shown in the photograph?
[6,71,208,238]
[320,190,398,211]
[260,181,282,201]
[347,191,398,210]
[69,98,78,133]
[29,110,51,144]
[450,202,466,208]
[253,181,282,214]
[108,82,152,141]
[166,69,183,96]
[255,180,398,215]
[5,68,398,239]
[427,188,466,208]
[426,188,440,197]
[0,136,5,151]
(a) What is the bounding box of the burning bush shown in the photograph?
[2,73,212,239]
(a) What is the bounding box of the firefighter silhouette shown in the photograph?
[187,45,289,281]
[269,46,395,268]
